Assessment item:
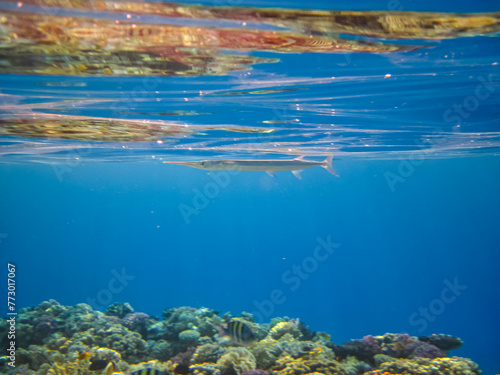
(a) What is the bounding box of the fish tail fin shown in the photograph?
[323,155,338,176]
[104,361,118,375]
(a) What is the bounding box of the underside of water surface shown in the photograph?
[0,0,499,375]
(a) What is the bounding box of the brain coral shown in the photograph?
[269,322,301,340]
[217,348,257,375]
[192,343,225,364]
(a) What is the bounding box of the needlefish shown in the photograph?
[163,155,337,179]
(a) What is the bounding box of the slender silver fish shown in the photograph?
[163,155,337,179]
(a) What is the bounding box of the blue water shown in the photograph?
[1,0,500,374]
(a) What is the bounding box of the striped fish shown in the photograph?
[130,369,164,375]
[226,320,256,344]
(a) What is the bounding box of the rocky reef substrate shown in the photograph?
[0,300,480,375]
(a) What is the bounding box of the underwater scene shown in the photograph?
[0,0,499,374]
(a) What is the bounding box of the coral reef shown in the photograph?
[364,356,481,375]
[0,300,481,375]
[106,303,134,319]
[329,333,449,366]
[418,334,464,352]
[217,348,256,375]
[122,312,150,334]
[269,322,301,340]
[180,330,202,343]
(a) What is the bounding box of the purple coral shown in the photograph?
[411,341,445,359]
[241,371,269,375]
[122,312,149,331]
[170,347,196,366]
[384,334,444,359]
[358,335,382,355]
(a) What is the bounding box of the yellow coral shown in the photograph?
[217,348,256,375]
[191,362,222,375]
[127,359,174,373]
[363,356,481,375]
[44,360,92,375]
[273,356,310,375]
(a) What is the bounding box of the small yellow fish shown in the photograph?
[77,351,91,361]
[130,369,164,375]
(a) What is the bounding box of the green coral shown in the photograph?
[105,302,134,318]
[269,322,301,340]
[179,329,201,342]
[147,339,174,361]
